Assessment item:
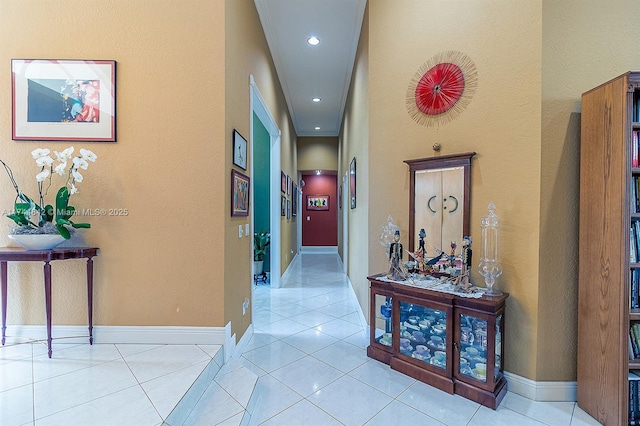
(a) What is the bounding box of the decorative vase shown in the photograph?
[8,234,66,250]
[253,260,264,275]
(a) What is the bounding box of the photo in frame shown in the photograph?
[307,195,330,211]
[350,157,357,209]
[281,196,286,216]
[286,175,291,195]
[232,129,247,170]
[287,199,291,219]
[12,59,116,141]
[281,171,287,193]
[231,170,250,216]
[292,183,298,217]
[339,185,342,209]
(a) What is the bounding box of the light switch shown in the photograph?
[307,216,310,221]
[238,225,243,238]
[245,224,250,236]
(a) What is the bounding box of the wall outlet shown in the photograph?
[238,225,243,238]
[245,224,250,236]
[242,298,250,315]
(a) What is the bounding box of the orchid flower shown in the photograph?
[72,157,89,170]
[72,169,83,182]
[80,148,97,162]
[35,168,50,182]
[31,148,50,159]
[36,156,54,167]
[54,162,67,176]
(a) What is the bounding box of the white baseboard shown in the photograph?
[301,246,338,254]
[345,274,368,333]
[504,371,577,402]
[279,252,299,286]
[4,324,226,346]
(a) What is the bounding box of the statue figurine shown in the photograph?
[454,236,473,292]
[448,241,457,268]
[417,228,426,271]
[388,230,406,281]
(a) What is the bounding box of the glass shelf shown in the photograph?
[398,301,447,369]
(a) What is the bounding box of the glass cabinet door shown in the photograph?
[398,301,447,369]
[495,314,503,381]
[458,313,488,383]
[374,294,393,347]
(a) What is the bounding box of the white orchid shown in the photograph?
[54,162,67,176]
[72,169,83,182]
[54,146,74,162]
[35,156,54,167]
[69,183,78,195]
[31,148,50,159]
[80,149,97,162]
[35,168,50,182]
[73,157,89,170]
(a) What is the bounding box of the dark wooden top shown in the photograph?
[0,247,99,261]
[368,273,508,313]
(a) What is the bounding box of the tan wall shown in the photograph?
[298,137,339,171]
[0,0,226,328]
[340,3,370,319]
[0,0,295,346]
[224,0,297,341]
[365,0,542,379]
[539,0,640,380]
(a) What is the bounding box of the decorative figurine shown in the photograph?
[454,236,473,292]
[388,230,406,281]
[417,228,426,271]
[478,202,503,295]
[448,241,457,268]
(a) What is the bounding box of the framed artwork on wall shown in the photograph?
[281,171,287,193]
[292,183,298,217]
[281,196,286,216]
[232,129,247,170]
[307,195,330,211]
[350,157,357,209]
[287,199,291,219]
[231,170,250,217]
[286,175,291,195]
[11,59,116,141]
[339,185,342,209]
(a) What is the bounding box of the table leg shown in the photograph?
[87,257,94,345]
[43,261,52,358]
[1,261,7,346]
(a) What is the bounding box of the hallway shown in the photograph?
[240,252,601,425]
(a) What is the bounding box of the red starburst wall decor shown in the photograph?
[406,51,478,127]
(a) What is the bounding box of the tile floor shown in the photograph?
[0,252,604,425]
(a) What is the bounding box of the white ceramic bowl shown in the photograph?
[8,234,65,250]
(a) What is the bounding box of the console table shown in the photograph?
[0,247,99,358]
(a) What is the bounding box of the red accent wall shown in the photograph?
[302,174,338,246]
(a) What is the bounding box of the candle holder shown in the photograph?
[477,202,503,296]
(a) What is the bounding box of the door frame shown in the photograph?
[250,75,281,288]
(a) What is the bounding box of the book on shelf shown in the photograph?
[634,130,639,168]
[632,226,638,263]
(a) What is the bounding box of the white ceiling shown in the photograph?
[254,0,366,137]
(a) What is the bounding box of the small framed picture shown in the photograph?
[281,196,286,216]
[286,175,291,195]
[292,183,298,217]
[12,59,116,141]
[281,171,287,193]
[287,199,291,219]
[231,170,250,217]
[232,129,247,170]
[350,157,357,209]
[307,195,329,211]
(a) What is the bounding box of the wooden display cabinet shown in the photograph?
[367,274,508,409]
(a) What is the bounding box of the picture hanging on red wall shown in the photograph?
[307,195,329,211]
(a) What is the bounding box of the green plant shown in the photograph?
[254,231,270,261]
[1,146,97,239]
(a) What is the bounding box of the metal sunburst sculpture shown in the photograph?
[406,51,478,127]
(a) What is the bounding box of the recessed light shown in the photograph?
[307,36,320,46]
[315,126,321,130]
[312,97,321,103]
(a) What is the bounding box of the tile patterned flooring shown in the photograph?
[0,252,603,425]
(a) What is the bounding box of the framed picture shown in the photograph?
[12,59,116,142]
[292,183,298,217]
[339,185,343,209]
[232,129,247,170]
[281,171,287,193]
[281,196,286,216]
[307,195,330,211]
[286,175,291,195]
[287,199,291,219]
[350,157,357,209]
[231,170,250,216]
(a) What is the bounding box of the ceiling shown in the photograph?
[254,0,367,137]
